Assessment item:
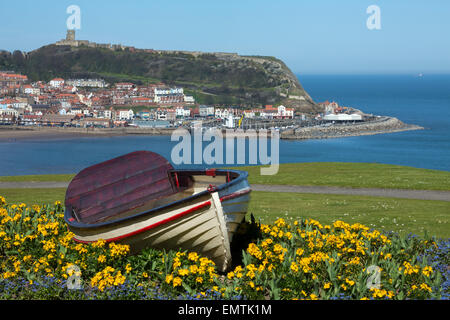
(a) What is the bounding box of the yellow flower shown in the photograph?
[274,218,286,228]
[290,262,299,273]
[420,283,432,293]
[142,272,148,278]
[173,258,181,269]
[247,243,263,260]
[189,265,198,274]
[92,239,106,248]
[172,277,182,287]
[261,238,273,248]
[176,252,186,258]
[348,256,361,265]
[188,252,199,261]
[323,282,331,289]
[422,266,433,277]
[370,288,388,298]
[108,243,130,257]
[178,268,189,276]
[345,278,355,286]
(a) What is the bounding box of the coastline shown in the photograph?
[0,116,424,142]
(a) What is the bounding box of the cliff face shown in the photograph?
[0,45,319,112]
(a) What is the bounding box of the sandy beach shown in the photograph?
[0,126,176,141]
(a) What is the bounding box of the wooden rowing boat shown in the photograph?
[64,151,251,272]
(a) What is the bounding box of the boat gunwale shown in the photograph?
[64,169,250,230]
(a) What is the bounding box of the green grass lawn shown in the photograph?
[0,174,75,183]
[236,162,450,191]
[2,163,449,190]
[248,192,450,239]
[0,188,67,206]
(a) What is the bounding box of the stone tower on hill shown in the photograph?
[66,29,75,41]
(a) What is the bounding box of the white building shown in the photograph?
[49,78,65,88]
[215,108,229,119]
[66,79,107,88]
[277,105,294,118]
[199,105,215,117]
[184,95,195,104]
[115,109,134,120]
[225,114,235,128]
[256,105,294,119]
[97,109,112,119]
[154,87,185,104]
[154,87,184,95]
[23,85,41,96]
[0,108,19,117]
[176,107,191,118]
[243,110,255,118]
[68,107,82,115]
[323,113,362,121]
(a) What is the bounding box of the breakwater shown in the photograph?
[281,117,424,140]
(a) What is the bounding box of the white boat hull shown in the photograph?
[69,192,232,272]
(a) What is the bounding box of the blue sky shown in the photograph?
[0,0,449,74]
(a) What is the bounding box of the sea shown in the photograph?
[0,74,449,176]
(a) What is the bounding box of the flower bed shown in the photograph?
[0,195,448,300]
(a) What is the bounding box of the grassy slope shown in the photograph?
[236,163,450,191]
[0,174,75,183]
[0,188,67,205]
[2,163,449,190]
[248,192,449,239]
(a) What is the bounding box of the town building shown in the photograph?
[115,83,134,91]
[49,78,65,88]
[66,79,108,88]
[114,109,134,121]
[199,105,215,117]
[175,107,191,118]
[0,72,28,87]
[39,114,76,126]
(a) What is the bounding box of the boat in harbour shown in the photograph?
[64,151,251,272]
